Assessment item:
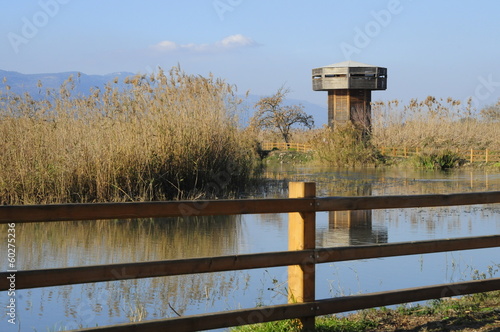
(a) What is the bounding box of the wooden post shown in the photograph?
[288,182,316,331]
[470,149,474,163]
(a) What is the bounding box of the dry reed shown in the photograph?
[0,66,259,204]
[371,97,500,150]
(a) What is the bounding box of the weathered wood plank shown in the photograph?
[2,192,500,224]
[0,250,313,291]
[71,278,500,332]
[0,198,316,223]
[2,235,498,291]
[315,277,500,317]
[316,191,500,211]
[316,234,500,263]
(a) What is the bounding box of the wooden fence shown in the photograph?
[262,142,500,163]
[1,185,500,331]
[379,147,500,163]
[261,142,312,152]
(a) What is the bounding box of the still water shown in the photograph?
[1,167,500,331]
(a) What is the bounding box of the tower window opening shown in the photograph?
[325,74,347,78]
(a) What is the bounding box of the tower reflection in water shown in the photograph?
[318,180,388,247]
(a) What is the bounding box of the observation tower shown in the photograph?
[312,60,387,133]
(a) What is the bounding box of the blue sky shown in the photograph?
[1,0,499,108]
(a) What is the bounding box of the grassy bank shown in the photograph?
[263,150,314,166]
[0,67,259,204]
[231,291,500,331]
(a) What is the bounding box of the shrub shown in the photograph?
[410,150,462,169]
[311,123,382,167]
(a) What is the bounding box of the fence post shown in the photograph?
[470,149,474,163]
[288,182,316,331]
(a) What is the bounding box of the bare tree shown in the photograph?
[250,87,314,143]
[350,104,372,139]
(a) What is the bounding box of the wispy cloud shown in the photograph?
[151,34,257,53]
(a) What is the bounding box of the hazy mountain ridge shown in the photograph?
[0,69,134,96]
[0,69,327,126]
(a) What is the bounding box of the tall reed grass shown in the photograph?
[371,97,500,150]
[306,96,499,168]
[0,66,259,204]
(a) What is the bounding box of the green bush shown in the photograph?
[311,123,383,167]
[411,150,462,169]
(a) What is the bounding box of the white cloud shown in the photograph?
[217,34,256,48]
[154,40,179,51]
[151,34,257,53]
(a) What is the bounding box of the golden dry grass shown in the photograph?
[0,66,259,204]
[371,97,500,150]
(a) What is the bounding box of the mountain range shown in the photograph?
[0,69,327,126]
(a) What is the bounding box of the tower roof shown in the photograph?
[325,60,378,68]
[312,61,387,91]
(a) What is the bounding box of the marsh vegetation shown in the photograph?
[1,67,500,204]
[0,67,259,204]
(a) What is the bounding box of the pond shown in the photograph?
[1,166,500,331]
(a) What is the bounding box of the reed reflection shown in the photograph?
[11,215,248,322]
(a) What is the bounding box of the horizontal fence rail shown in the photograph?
[261,142,500,163]
[2,234,500,291]
[380,146,500,163]
[261,142,312,152]
[2,191,500,223]
[1,186,500,331]
[74,278,500,332]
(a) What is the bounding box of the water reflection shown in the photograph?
[264,165,500,196]
[320,210,388,247]
[316,174,388,246]
[1,216,249,328]
[1,167,499,331]
[16,215,244,270]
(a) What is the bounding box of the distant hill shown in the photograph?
[0,69,327,126]
[0,69,134,97]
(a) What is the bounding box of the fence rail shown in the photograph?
[379,147,500,163]
[1,186,500,331]
[261,142,500,163]
[261,142,312,152]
